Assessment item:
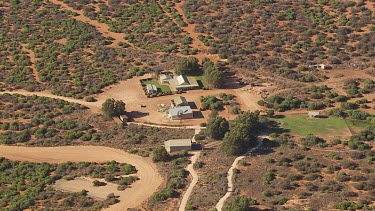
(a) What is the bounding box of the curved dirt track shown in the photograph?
[179,151,200,211]
[0,145,162,211]
[215,137,264,211]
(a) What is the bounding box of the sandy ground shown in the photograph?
[0,145,162,211]
[55,177,121,200]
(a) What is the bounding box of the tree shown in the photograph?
[102,98,126,119]
[175,57,202,75]
[114,100,125,116]
[206,111,229,140]
[152,146,169,162]
[223,196,251,211]
[202,58,224,88]
[221,111,262,156]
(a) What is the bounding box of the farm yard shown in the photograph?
[91,74,262,125]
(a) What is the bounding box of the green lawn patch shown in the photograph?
[273,114,368,136]
[143,79,171,93]
[195,76,208,89]
[345,119,372,133]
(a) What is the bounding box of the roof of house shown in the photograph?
[164,139,192,148]
[168,76,199,91]
[308,111,320,116]
[168,106,192,117]
[173,96,188,106]
[146,84,157,92]
[160,74,172,80]
[176,75,189,85]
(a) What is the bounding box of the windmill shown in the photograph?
[177,109,183,126]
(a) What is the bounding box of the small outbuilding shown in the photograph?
[119,114,129,123]
[164,139,192,153]
[308,111,320,118]
[168,106,193,120]
[146,84,158,94]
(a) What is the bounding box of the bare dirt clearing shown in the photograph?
[0,145,162,211]
[55,177,120,200]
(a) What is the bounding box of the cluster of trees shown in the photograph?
[200,95,224,110]
[259,95,302,112]
[202,58,224,88]
[175,57,202,76]
[205,111,229,140]
[175,57,225,88]
[221,111,266,155]
[204,110,267,156]
[102,98,126,119]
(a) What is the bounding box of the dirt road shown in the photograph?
[215,137,265,211]
[179,127,203,211]
[179,151,200,211]
[0,145,162,211]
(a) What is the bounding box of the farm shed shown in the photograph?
[164,139,192,153]
[308,111,320,118]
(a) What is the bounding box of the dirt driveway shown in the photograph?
[0,145,162,211]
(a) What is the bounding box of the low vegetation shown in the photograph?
[0,158,137,210]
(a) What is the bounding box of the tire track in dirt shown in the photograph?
[48,0,135,49]
[21,44,42,83]
[0,145,162,211]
